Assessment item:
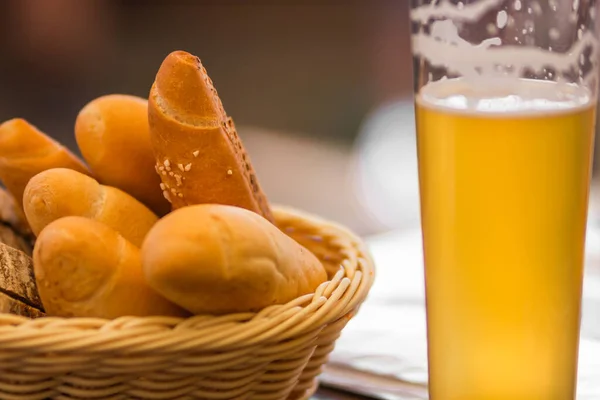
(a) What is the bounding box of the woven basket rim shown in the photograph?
[0,206,375,349]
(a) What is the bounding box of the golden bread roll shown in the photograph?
[33,217,188,318]
[75,94,170,216]
[148,50,273,221]
[0,118,90,210]
[142,204,327,315]
[23,168,157,247]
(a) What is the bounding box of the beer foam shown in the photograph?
[417,78,594,115]
[411,0,600,86]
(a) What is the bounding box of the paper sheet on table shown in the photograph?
[321,229,600,400]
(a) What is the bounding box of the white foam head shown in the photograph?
[417,78,594,115]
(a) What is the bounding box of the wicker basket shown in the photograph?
[0,206,375,400]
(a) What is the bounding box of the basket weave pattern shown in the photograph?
[0,207,375,400]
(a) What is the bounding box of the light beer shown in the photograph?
[416,78,596,400]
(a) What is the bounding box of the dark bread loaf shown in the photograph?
[0,242,44,317]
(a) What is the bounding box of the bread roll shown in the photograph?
[23,168,157,247]
[148,50,273,221]
[0,118,90,209]
[142,204,327,315]
[33,217,188,318]
[75,95,170,216]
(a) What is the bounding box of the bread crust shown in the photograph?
[75,95,171,216]
[148,51,273,221]
[142,204,326,315]
[23,168,158,247]
[33,217,188,318]
[0,118,90,210]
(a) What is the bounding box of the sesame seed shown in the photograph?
[162,171,167,175]
[178,193,183,198]
[184,163,192,171]
[174,174,182,186]
[193,150,199,157]
[163,191,171,202]
[169,171,174,176]
[164,159,170,168]
[170,188,176,194]
[159,183,166,190]
[227,169,233,175]
[158,166,165,171]
[178,163,184,172]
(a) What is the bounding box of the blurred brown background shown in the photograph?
[0,0,416,236]
[4,0,598,237]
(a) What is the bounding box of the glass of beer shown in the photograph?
[410,1,599,398]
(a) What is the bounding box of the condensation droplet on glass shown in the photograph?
[457,1,464,10]
[578,29,583,40]
[428,72,433,82]
[522,28,528,34]
[486,23,499,35]
[532,2,542,15]
[527,7,533,14]
[549,28,560,40]
[524,19,535,33]
[573,0,580,12]
[549,0,558,11]
[514,0,522,11]
[496,10,508,29]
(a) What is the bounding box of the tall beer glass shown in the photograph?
[411,0,599,398]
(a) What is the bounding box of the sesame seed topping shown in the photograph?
[178,163,184,172]
[170,188,176,194]
[174,174,182,186]
[158,166,165,171]
[164,159,170,168]
[169,171,174,176]
[159,183,166,190]
[162,171,167,175]
[163,191,171,202]
[227,169,233,176]
[193,150,199,157]
[184,163,192,171]
[178,193,183,198]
